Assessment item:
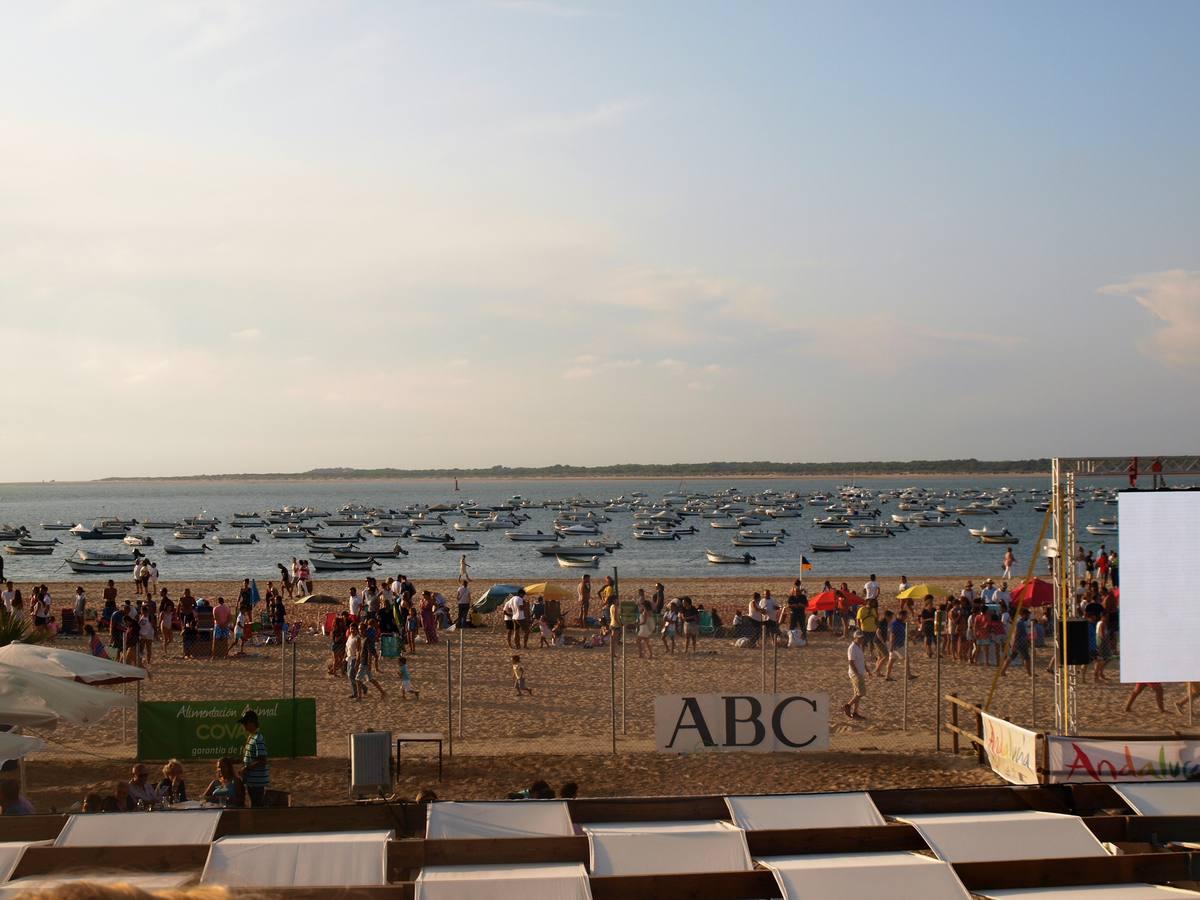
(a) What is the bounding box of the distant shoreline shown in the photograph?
[81,471,1050,485]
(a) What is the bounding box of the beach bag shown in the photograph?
[734,637,753,648]
[380,634,399,658]
[787,629,806,648]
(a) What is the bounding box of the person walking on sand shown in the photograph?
[635,599,654,659]
[456,579,471,627]
[1002,547,1015,581]
[458,554,471,583]
[355,628,386,699]
[512,654,532,696]
[398,655,419,699]
[1125,682,1165,713]
[844,630,868,720]
[576,574,591,626]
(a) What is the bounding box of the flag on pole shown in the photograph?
[801,556,813,571]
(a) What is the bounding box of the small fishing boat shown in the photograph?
[164,544,212,555]
[230,517,269,528]
[122,534,155,547]
[979,533,1020,544]
[705,549,756,564]
[307,532,364,544]
[731,536,779,547]
[66,557,135,574]
[331,544,408,559]
[810,542,853,552]
[708,519,740,529]
[444,541,480,551]
[537,545,603,557]
[140,521,180,529]
[17,536,60,547]
[556,554,600,568]
[505,531,558,541]
[71,524,129,540]
[843,525,894,538]
[916,517,964,528]
[585,538,622,551]
[269,526,310,539]
[40,522,74,531]
[214,533,259,545]
[632,531,681,541]
[4,544,52,555]
[172,530,208,541]
[310,556,380,572]
[1085,524,1119,535]
[453,522,489,532]
[75,549,142,562]
[368,525,412,538]
[967,525,1010,538]
[412,533,453,543]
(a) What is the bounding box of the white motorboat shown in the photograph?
[412,533,453,543]
[585,538,622,551]
[164,544,212,555]
[979,533,1020,544]
[843,525,894,538]
[505,531,558,542]
[730,536,778,547]
[122,534,154,547]
[1085,524,1119,535]
[708,520,740,529]
[556,554,600,568]
[917,517,963,528]
[967,526,1010,538]
[40,522,74,531]
[536,545,602,557]
[66,557,135,574]
[310,556,380,572]
[172,530,208,541]
[810,542,853,552]
[368,525,412,538]
[705,549,756,564]
[632,531,681,541]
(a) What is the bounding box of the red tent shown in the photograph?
[809,589,863,612]
[1010,578,1054,608]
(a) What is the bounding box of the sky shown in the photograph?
[1,0,1198,481]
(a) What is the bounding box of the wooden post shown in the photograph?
[935,611,942,751]
[950,692,959,755]
[975,705,986,765]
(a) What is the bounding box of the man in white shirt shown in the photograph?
[1,582,14,612]
[863,575,880,603]
[349,588,365,619]
[994,582,1013,609]
[981,579,997,605]
[758,590,780,640]
[747,593,764,622]
[844,630,867,719]
[896,576,911,597]
[456,580,471,627]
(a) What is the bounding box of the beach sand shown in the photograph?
[16,576,1172,812]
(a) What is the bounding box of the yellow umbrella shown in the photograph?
[524,582,573,603]
[897,583,935,601]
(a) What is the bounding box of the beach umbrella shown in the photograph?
[473,584,521,614]
[809,589,863,612]
[523,582,572,603]
[0,731,46,761]
[1010,578,1054,608]
[897,583,935,601]
[0,643,146,685]
[250,579,262,606]
[295,594,340,605]
[0,663,134,728]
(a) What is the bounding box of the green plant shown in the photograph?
[0,609,47,648]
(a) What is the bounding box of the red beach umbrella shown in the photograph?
[1010,578,1054,608]
[809,589,863,612]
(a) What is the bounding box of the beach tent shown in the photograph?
[473,585,521,615]
[1112,783,1200,817]
[1010,579,1055,608]
[426,801,574,839]
[900,812,1108,863]
[726,792,885,831]
[523,583,572,604]
[0,663,133,728]
[295,594,340,605]
[415,863,591,900]
[897,583,936,601]
[0,643,146,685]
[809,589,863,612]
[56,810,222,847]
[764,852,970,900]
[981,886,1198,898]
[201,830,393,887]
[585,820,752,876]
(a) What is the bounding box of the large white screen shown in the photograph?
[1118,491,1200,683]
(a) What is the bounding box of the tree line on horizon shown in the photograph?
[100,458,1053,481]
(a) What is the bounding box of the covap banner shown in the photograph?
[655,693,829,753]
[137,698,318,761]
[1046,736,1200,783]
[981,713,1040,785]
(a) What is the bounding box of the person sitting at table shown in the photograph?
[203,758,246,808]
[113,780,135,811]
[0,779,34,815]
[158,759,187,803]
[128,763,161,807]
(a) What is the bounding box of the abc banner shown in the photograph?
[655,693,829,753]
[137,698,318,761]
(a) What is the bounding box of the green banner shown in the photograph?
[137,698,317,761]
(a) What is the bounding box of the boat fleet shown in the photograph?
[0,483,1132,576]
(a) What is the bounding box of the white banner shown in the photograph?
[654,693,829,753]
[980,713,1040,785]
[1046,736,1200,783]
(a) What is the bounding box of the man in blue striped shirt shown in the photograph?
[238,709,270,807]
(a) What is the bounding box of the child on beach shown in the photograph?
[398,656,419,700]
[405,605,419,654]
[355,633,386,699]
[512,654,532,696]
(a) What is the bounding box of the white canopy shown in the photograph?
[584,820,752,876]
[726,792,885,830]
[900,812,1109,863]
[0,732,46,762]
[1113,783,1200,817]
[0,663,133,727]
[0,643,146,685]
[0,874,194,897]
[55,810,222,848]
[0,842,48,884]
[201,830,393,887]
[426,801,574,839]
[764,852,971,900]
[416,863,592,900]
[984,886,1196,898]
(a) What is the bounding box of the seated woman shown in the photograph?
[203,758,246,808]
[158,759,187,803]
[85,624,109,659]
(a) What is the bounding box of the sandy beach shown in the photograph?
[14,575,1177,813]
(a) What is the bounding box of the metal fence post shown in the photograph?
[458,624,464,740]
[935,612,942,751]
[446,635,453,759]
[610,631,617,755]
[902,620,909,731]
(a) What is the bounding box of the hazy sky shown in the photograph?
[2,1,1198,481]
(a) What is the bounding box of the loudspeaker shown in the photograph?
[1064,619,1092,666]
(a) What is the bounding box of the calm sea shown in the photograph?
[0,476,1118,583]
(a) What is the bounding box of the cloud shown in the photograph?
[574,354,598,365]
[562,358,641,379]
[514,98,648,137]
[231,327,261,341]
[657,358,686,370]
[1100,269,1200,367]
[563,366,595,379]
[485,0,593,17]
